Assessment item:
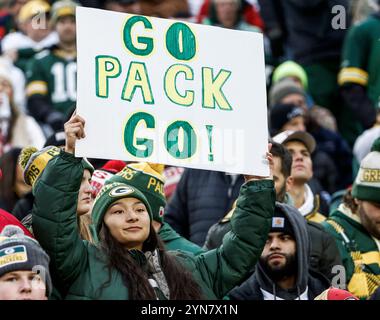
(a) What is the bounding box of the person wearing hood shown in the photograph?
[228,202,330,300]
[30,113,275,300]
[204,142,342,281]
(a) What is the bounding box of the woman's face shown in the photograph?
[104,197,151,251]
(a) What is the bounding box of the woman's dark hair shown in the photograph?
[99,223,204,300]
[0,147,22,212]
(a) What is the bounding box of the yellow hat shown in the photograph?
[18,0,50,24]
[50,0,78,25]
[19,146,61,188]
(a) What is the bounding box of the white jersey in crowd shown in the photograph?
[1,31,58,52]
[0,57,26,111]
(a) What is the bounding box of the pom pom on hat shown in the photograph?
[1,224,25,238]
[19,146,38,170]
[148,163,165,175]
[19,146,61,187]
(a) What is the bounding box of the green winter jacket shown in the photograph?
[32,151,275,300]
[158,222,205,255]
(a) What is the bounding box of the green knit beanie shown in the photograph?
[92,182,153,237]
[272,60,309,90]
[107,163,166,224]
[352,137,380,203]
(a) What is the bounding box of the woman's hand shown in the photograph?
[244,143,274,183]
[64,112,86,154]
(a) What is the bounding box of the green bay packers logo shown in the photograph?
[0,245,28,268]
[109,185,135,197]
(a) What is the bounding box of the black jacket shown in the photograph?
[165,169,244,246]
[228,202,330,300]
[258,0,349,64]
[12,192,34,222]
[308,121,353,192]
[205,202,341,281]
[228,269,329,300]
[307,221,342,280]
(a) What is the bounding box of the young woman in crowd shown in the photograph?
[31,113,275,300]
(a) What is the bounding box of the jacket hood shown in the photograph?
[255,202,310,299]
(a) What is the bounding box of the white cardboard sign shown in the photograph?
[76,7,269,175]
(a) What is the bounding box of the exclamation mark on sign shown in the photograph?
[179,30,183,53]
[206,125,214,162]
